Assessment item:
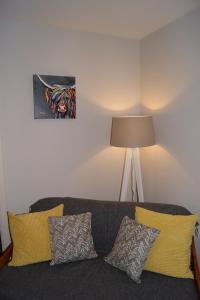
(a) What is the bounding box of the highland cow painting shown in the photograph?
[33,75,76,119]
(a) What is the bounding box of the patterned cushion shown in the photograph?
[48,212,97,265]
[104,216,159,283]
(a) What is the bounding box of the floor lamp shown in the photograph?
[110,116,155,202]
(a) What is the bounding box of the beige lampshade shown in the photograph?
[110,116,155,148]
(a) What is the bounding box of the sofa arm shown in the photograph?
[0,243,13,269]
[192,238,200,295]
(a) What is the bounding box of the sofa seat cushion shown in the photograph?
[0,257,198,300]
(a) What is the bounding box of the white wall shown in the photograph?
[0,18,140,247]
[140,9,200,217]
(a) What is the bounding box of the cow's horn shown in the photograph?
[37,75,54,89]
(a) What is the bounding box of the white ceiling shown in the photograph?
[2,0,200,39]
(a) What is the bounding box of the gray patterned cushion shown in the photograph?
[48,212,97,265]
[104,216,159,283]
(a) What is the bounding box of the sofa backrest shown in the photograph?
[30,197,191,254]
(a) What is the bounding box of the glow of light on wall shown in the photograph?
[141,71,199,112]
[148,144,189,178]
[88,88,138,112]
[97,99,135,112]
[142,98,169,111]
[93,93,137,112]
[63,146,125,200]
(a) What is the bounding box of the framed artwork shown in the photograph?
[33,74,76,119]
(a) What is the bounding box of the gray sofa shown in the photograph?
[0,197,199,299]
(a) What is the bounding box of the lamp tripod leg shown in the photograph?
[119,148,144,203]
[119,148,132,202]
[131,155,137,202]
[132,148,144,203]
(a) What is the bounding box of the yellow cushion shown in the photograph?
[8,204,64,267]
[135,207,198,279]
